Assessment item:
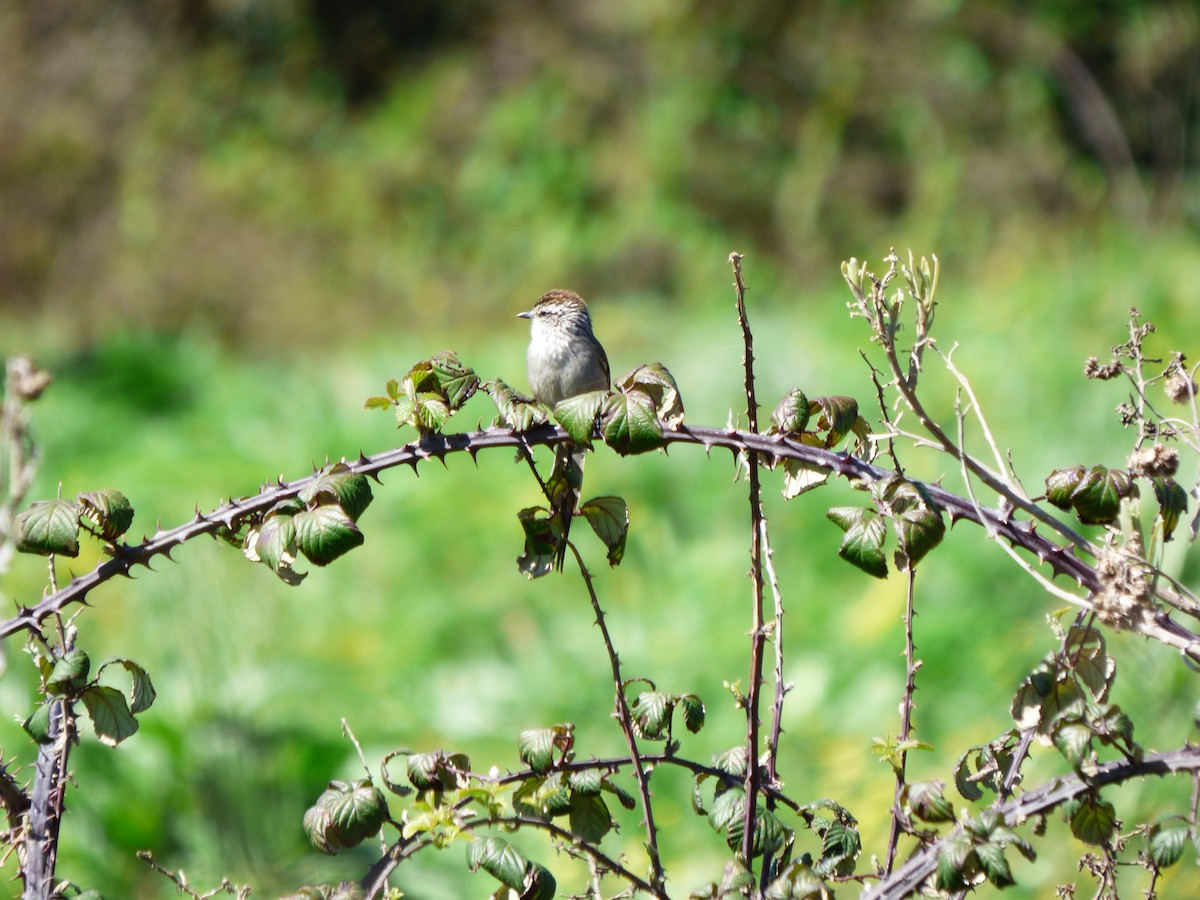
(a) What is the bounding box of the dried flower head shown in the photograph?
[1127,445,1179,478]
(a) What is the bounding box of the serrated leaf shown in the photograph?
[363,395,393,411]
[569,792,612,842]
[726,806,788,858]
[811,396,859,446]
[326,780,387,847]
[23,701,53,744]
[893,501,945,569]
[827,507,888,578]
[516,506,558,579]
[765,862,832,900]
[714,745,748,777]
[489,379,548,431]
[300,463,373,522]
[680,694,705,733]
[1066,794,1116,845]
[407,752,443,790]
[781,458,830,498]
[466,836,529,890]
[707,787,745,832]
[1046,465,1087,510]
[553,391,606,446]
[580,496,628,566]
[77,489,134,540]
[517,727,558,774]
[975,838,1015,887]
[524,862,557,900]
[600,390,665,455]
[770,389,811,435]
[303,802,339,854]
[568,768,603,796]
[46,648,91,694]
[251,513,303,584]
[630,690,673,740]
[616,363,685,428]
[428,351,479,410]
[1153,477,1188,542]
[1152,480,1190,542]
[101,658,156,713]
[82,685,138,746]
[294,505,364,566]
[935,833,974,891]
[1147,816,1188,868]
[1064,627,1113,700]
[604,779,637,810]
[904,779,955,823]
[13,498,81,557]
[818,820,861,876]
[1052,723,1092,768]
[1071,466,1135,525]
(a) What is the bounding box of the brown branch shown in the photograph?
[884,568,920,874]
[2,423,1197,659]
[729,253,771,881]
[864,744,1200,900]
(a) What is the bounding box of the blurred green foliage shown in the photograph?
[1,0,1199,896]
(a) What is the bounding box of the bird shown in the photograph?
[518,289,611,570]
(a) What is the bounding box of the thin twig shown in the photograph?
[729,252,771,883]
[884,567,920,874]
[569,542,666,897]
[760,516,788,788]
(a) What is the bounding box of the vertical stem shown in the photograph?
[884,568,919,874]
[571,545,667,897]
[25,698,75,900]
[729,253,769,880]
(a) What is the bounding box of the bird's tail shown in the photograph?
[548,442,586,571]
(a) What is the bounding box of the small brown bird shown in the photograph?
[518,290,611,570]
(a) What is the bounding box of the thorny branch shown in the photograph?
[729,252,774,881]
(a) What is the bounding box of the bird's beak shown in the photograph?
[517,310,532,319]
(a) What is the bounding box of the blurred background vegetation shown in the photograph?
[0,0,1198,896]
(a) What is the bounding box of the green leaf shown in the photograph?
[569,792,612,842]
[1147,816,1188,868]
[524,862,557,900]
[428,351,479,410]
[249,514,306,585]
[770,389,811,436]
[77,489,134,540]
[680,694,706,733]
[516,506,558,579]
[935,833,974,891]
[615,363,685,428]
[363,395,393,411]
[99,658,157,714]
[489,379,548,431]
[23,701,53,744]
[300,463,373,522]
[818,820,861,877]
[726,805,788,858]
[466,836,529,890]
[600,389,665,455]
[325,779,388,847]
[975,838,1015,888]
[1064,626,1114,701]
[781,457,830,499]
[1052,722,1092,768]
[46,649,91,694]
[1153,477,1188,542]
[903,779,955,823]
[13,498,81,557]
[630,690,673,740]
[553,391,607,446]
[1045,465,1087,510]
[894,504,945,569]
[568,768,602,796]
[765,861,832,899]
[707,787,744,832]
[827,507,888,578]
[82,685,138,746]
[580,496,628,566]
[294,505,364,566]
[1065,794,1116,845]
[518,725,572,774]
[1071,466,1135,525]
[811,396,859,446]
[407,752,443,790]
